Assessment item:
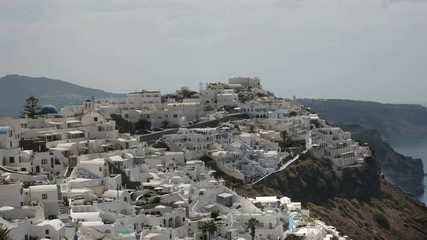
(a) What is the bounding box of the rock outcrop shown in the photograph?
[341,124,424,196]
[238,155,427,239]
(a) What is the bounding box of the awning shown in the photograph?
[49,147,70,151]
[217,193,234,198]
[66,120,82,123]
[48,122,63,125]
[38,131,61,136]
[68,130,84,135]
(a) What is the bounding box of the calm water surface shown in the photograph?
[390,137,427,205]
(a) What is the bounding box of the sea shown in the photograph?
[390,136,427,205]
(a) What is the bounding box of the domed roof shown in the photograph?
[39,105,59,114]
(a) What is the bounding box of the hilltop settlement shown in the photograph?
[0,77,377,240]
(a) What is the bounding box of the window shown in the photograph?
[45,229,49,234]
[9,130,12,137]
[42,194,48,200]
[94,117,98,122]
[42,159,47,164]
[9,157,14,163]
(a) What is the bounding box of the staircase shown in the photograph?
[64,166,74,178]
[58,203,70,224]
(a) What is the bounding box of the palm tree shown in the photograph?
[0,225,12,240]
[201,220,217,240]
[246,218,259,240]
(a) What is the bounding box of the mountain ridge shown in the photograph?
[0,74,126,117]
[299,98,427,141]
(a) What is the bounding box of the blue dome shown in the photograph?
[39,105,59,114]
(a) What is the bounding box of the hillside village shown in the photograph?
[0,77,373,240]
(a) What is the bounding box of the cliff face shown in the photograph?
[237,155,427,239]
[307,181,427,240]
[340,157,381,201]
[247,154,381,204]
[299,99,425,196]
[340,124,424,196]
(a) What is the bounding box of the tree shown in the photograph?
[246,218,259,240]
[201,220,217,240]
[210,211,219,220]
[110,114,135,134]
[161,120,169,128]
[0,225,12,240]
[135,118,151,131]
[254,202,264,210]
[21,95,41,118]
[181,89,196,99]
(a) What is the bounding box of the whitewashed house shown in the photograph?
[0,182,24,208]
[229,77,262,89]
[162,128,219,160]
[25,185,59,219]
[165,98,203,122]
[216,89,238,109]
[31,219,66,240]
[127,90,162,110]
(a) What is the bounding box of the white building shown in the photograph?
[162,128,219,160]
[25,185,59,219]
[0,126,20,149]
[217,89,239,109]
[31,219,66,240]
[165,98,204,122]
[0,182,24,208]
[229,77,261,89]
[127,90,162,110]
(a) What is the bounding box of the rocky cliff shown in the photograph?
[237,155,427,239]
[340,124,424,196]
[241,153,381,204]
[299,99,425,196]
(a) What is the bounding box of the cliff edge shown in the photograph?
[238,155,427,239]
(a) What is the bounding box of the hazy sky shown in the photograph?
[1,0,426,103]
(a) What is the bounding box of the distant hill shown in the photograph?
[299,99,427,142]
[0,74,126,117]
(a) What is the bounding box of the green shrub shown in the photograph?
[373,212,390,229]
